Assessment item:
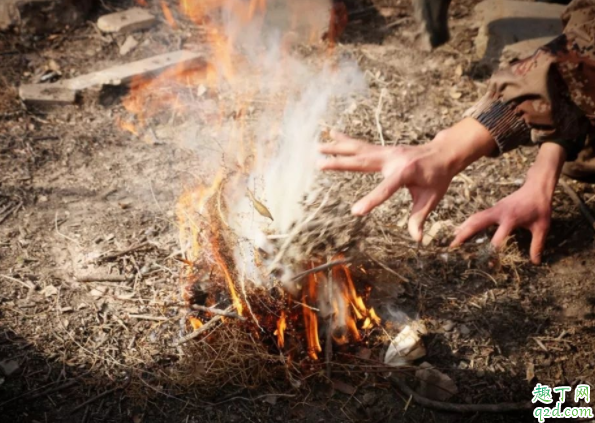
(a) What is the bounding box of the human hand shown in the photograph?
[318,118,496,242]
[450,143,566,264]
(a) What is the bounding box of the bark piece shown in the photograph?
[58,50,205,91]
[97,7,156,34]
[19,84,76,105]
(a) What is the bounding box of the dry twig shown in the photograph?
[290,257,352,282]
[76,274,132,282]
[560,179,595,232]
[190,304,246,320]
[173,307,232,346]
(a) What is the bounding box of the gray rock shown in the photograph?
[474,0,565,63]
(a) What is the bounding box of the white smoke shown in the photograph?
[177,0,367,286]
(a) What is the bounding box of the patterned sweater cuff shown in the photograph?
[466,96,531,156]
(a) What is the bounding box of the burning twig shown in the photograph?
[267,187,333,274]
[290,257,353,282]
[173,306,232,346]
[560,179,595,232]
[190,304,246,320]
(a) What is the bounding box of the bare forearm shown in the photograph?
[429,117,497,176]
[526,142,567,197]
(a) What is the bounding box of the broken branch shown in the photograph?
[190,304,246,320]
[290,257,353,282]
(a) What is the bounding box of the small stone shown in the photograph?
[38,195,48,203]
[442,320,455,332]
[19,84,76,105]
[97,8,156,34]
[459,324,470,335]
[41,285,58,297]
[119,35,138,56]
[0,360,20,376]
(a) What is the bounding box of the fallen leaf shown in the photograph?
[332,379,356,396]
[247,189,274,221]
[415,363,458,401]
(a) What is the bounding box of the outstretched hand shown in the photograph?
[318,118,497,242]
[450,142,566,264]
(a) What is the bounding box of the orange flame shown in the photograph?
[161,1,178,28]
[276,310,286,348]
[302,269,322,360]
[189,316,203,330]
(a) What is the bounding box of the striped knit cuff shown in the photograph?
[467,96,531,156]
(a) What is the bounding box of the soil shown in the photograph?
[1,0,595,422]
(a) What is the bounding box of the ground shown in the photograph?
[1,0,595,422]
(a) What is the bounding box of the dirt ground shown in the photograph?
[1,0,595,422]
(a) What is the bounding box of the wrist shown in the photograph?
[525,142,567,195]
[429,117,497,176]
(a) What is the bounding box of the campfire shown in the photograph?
[119,0,396,376]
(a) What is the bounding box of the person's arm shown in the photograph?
[450,142,566,264]
[319,118,495,242]
[467,0,595,158]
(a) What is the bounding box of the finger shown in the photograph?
[408,190,440,243]
[529,224,549,265]
[450,209,497,247]
[318,131,371,156]
[351,172,404,215]
[318,155,383,172]
[490,222,513,249]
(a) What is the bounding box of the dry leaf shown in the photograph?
[247,189,274,221]
[415,363,458,401]
[332,379,356,396]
